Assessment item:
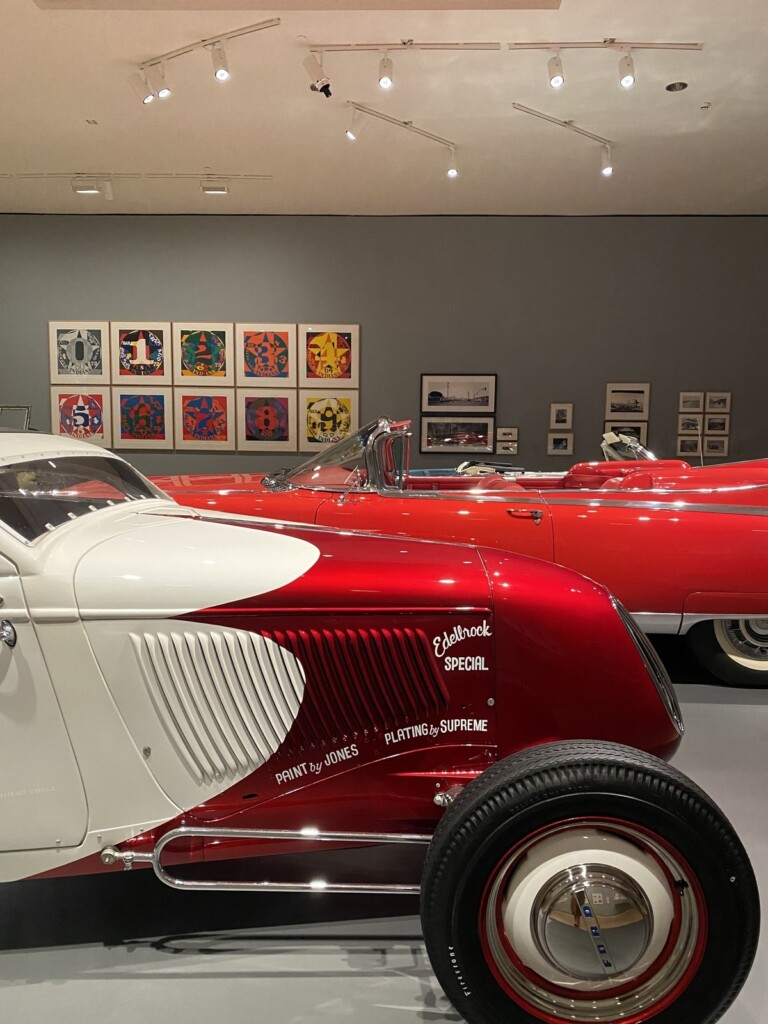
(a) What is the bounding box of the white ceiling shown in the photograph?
[3,0,767,214]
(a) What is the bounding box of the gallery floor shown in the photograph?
[1,650,766,1024]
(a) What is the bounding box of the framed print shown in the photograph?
[547,432,573,456]
[420,416,494,454]
[299,390,359,452]
[421,374,496,414]
[299,324,359,388]
[50,386,111,447]
[604,421,648,446]
[496,426,518,442]
[235,323,297,387]
[677,414,703,436]
[677,436,702,458]
[549,403,573,429]
[704,437,729,458]
[172,322,234,386]
[496,441,518,456]
[237,389,297,451]
[705,414,730,436]
[112,387,173,449]
[705,391,731,413]
[679,391,704,413]
[49,321,110,384]
[175,389,235,450]
[605,383,650,421]
[111,322,172,385]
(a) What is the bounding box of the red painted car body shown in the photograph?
[155,419,768,686]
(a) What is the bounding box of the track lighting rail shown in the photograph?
[138,17,280,72]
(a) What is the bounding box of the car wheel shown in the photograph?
[421,740,758,1024]
[687,618,768,687]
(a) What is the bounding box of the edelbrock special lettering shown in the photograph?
[433,620,492,659]
[444,655,488,672]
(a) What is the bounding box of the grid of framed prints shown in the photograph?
[676,391,731,458]
[48,320,360,451]
[420,374,496,453]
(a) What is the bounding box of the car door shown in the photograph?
[0,551,87,852]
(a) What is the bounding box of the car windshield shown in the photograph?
[267,420,383,491]
[0,455,165,542]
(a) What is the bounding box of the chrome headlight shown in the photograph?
[613,599,684,736]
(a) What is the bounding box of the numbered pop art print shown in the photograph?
[111,322,172,384]
[111,387,173,449]
[236,323,297,387]
[298,390,359,452]
[172,322,234,386]
[175,388,235,450]
[50,386,112,447]
[237,390,297,451]
[49,321,110,384]
[298,324,359,388]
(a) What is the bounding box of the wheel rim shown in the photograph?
[714,618,768,669]
[479,819,706,1024]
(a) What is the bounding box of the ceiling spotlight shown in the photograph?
[200,178,229,195]
[211,41,230,82]
[304,52,331,98]
[378,55,393,90]
[601,146,613,177]
[129,71,154,105]
[446,148,459,179]
[548,53,564,89]
[345,108,365,141]
[619,51,635,89]
[146,64,171,99]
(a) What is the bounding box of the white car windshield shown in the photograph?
[0,455,164,541]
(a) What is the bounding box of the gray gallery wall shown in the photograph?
[0,213,764,475]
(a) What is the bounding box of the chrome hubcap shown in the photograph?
[715,618,768,667]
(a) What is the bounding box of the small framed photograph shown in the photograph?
[549,403,573,429]
[604,421,648,446]
[677,414,703,435]
[677,436,701,458]
[299,390,359,452]
[605,382,650,421]
[237,390,297,451]
[50,386,112,447]
[299,324,359,388]
[175,388,235,450]
[704,437,729,458]
[679,391,704,413]
[49,321,110,384]
[496,441,518,456]
[421,374,497,414]
[496,426,518,442]
[111,322,172,384]
[705,392,731,413]
[704,414,729,436]
[112,387,173,449]
[420,416,494,454]
[235,323,297,387]
[547,432,573,456]
[172,322,234,386]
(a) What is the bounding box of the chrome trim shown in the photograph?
[631,613,682,635]
[101,825,429,893]
[680,613,768,635]
[0,620,17,648]
[614,600,683,735]
[511,494,768,517]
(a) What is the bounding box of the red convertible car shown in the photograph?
[156,419,768,688]
[0,431,758,1024]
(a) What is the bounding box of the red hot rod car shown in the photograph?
[155,418,768,687]
[0,432,758,1024]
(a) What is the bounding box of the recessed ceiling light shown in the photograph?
[666,81,688,92]
[200,178,229,195]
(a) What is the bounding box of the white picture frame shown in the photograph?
[421,374,497,414]
[605,382,650,421]
[677,414,703,436]
[420,416,494,454]
[110,321,173,385]
[235,323,297,387]
[677,436,702,459]
[49,321,110,384]
[705,391,732,413]
[112,386,174,449]
[172,322,234,386]
[604,421,648,446]
[174,388,235,450]
[679,391,704,413]
[237,389,297,452]
[298,390,359,452]
[549,403,573,429]
[547,432,573,456]
[298,324,359,388]
[704,437,729,458]
[704,414,730,436]
[50,386,112,447]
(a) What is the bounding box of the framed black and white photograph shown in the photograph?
[420,415,494,454]
[549,402,573,429]
[704,437,729,457]
[421,374,496,414]
[705,414,730,436]
[679,391,704,413]
[547,432,573,456]
[604,421,648,446]
[496,426,518,442]
[678,414,703,436]
[496,441,518,456]
[705,391,731,413]
[605,382,650,421]
[677,436,702,458]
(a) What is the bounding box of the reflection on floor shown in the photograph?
[1,666,766,1024]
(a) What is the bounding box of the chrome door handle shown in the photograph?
[0,620,17,648]
[507,508,543,525]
